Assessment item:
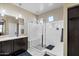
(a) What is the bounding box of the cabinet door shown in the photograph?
[2,40,13,54]
[14,38,27,52]
[0,42,2,53]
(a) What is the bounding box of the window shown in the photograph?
[48,16,54,22]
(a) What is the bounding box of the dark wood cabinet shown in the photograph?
[14,38,28,52]
[0,42,2,53]
[1,40,13,54]
[0,37,28,56]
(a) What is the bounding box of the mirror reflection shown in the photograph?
[0,15,24,36]
[0,17,4,35]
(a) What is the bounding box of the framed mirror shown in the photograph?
[0,15,24,36]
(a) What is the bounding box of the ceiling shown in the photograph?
[14,3,63,15]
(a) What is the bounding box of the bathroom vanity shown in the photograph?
[0,35,28,56]
[0,14,28,56]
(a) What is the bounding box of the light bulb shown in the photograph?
[39,18,43,24]
[1,9,6,16]
[16,17,18,19]
[2,10,6,13]
[18,14,22,18]
[1,13,5,16]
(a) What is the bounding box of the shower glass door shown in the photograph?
[28,22,45,50]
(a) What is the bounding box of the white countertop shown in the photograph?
[0,35,28,42]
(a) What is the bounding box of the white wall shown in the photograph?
[38,7,64,22]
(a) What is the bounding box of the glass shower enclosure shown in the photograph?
[28,19,64,56]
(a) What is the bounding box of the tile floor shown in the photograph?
[27,42,64,56]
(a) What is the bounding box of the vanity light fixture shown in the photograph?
[40,19,43,24]
[18,14,22,18]
[1,9,6,17]
[1,13,5,16]
[2,9,6,13]
[16,17,18,19]
[16,14,22,19]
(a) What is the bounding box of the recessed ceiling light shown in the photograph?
[36,11,39,13]
[48,3,53,6]
[18,3,22,6]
